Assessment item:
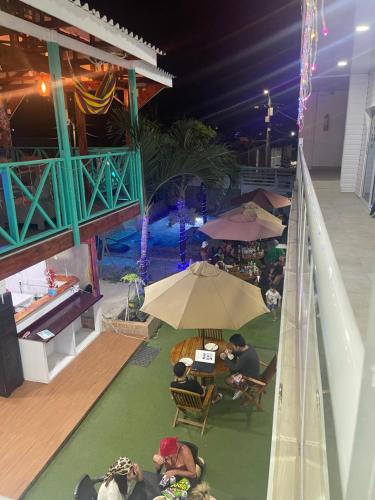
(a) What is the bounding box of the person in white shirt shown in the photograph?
[265,286,281,321]
[97,456,144,500]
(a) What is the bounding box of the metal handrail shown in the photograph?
[267,145,364,499]
[240,165,295,193]
[299,145,363,495]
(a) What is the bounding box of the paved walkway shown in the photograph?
[312,170,375,337]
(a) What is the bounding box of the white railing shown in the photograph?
[298,145,364,496]
[240,166,295,193]
[267,143,365,499]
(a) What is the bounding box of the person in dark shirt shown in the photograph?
[170,362,222,404]
[171,362,204,395]
[220,333,260,400]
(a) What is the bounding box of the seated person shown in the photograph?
[171,362,204,396]
[264,240,284,264]
[213,246,224,261]
[223,248,238,265]
[98,457,145,500]
[171,362,222,403]
[223,241,232,255]
[215,260,227,271]
[153,437,198,483]
[220,333,260,399]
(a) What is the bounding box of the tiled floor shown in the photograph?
[311,170,375,337]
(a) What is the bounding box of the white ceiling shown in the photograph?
[313,0,375,80]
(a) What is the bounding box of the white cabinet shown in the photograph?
[18,298,102,383]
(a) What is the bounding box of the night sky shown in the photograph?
[90,0,301,139]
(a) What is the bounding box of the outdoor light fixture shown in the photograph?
[38,74,50,97]
[337,60,348,67]
[263,89,269,95]
[291,131,296,137]
[356,24,370,32]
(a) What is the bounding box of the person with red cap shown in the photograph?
[153,437,198,484]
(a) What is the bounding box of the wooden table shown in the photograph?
[229,270,259,284]
[170,336,230,380]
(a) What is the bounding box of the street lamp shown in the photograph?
[263,90,272,167]
[291,131,296,137]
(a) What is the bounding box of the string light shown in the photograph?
[298,0,328,129]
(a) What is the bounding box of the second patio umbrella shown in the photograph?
[141,261,269,330]
[199,202,285,242]
[231,188,291,210]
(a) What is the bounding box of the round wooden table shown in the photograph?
[170,336,230,380]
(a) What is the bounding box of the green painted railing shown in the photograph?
[11,146,129,162]
[71,151,138,222]
[0,150,140,255]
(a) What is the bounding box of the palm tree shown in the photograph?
[166,120,239,267]
[108,112,239,279]
[108,108,163,283]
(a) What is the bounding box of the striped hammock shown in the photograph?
[74,73,116,115]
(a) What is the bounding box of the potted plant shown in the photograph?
[45,268,57,296]
[102,271,161,339]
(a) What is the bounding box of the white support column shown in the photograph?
[340,74,369,193]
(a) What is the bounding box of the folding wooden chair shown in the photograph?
[197,329,223,341]
[239,354,277,410]
[170,386,215,436]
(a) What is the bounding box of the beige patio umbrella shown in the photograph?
[141,261,269,330]
[199,202,285,242]
[231,188,291,210]
[224,201,283,223]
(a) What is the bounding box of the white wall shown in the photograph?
[46,244,91,289]
[355,71,375,196]
[5,261,48,295]
[340,74,369,192]
[302,87,348,169]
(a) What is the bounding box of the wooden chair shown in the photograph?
[197,329,223,341]
[170,386,215,436]
[238,354,277,410]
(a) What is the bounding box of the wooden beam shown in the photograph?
[86,237,100,297]
[0,44,86,78]
[79,202,140,241]
[138,83,165,109]
[0,203,140,280]
[0,11,172,86]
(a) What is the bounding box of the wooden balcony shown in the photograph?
[0,149,142,276]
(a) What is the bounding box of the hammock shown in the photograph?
[74,72,116,115]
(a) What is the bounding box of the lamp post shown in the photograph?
[263,89,272,167]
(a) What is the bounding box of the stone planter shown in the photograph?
[103,313,161,340]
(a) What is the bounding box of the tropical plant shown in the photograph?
[108,111,239,278]
[108,109,164,283]
[120,272,145,321]
[165,119,239,268]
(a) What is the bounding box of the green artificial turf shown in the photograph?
[24,314,279,500]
